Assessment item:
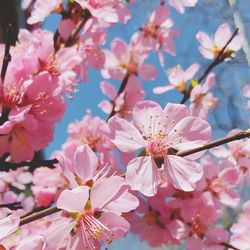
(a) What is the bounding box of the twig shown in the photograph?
[107,73,130,120]
[0,158,58,172]
[176,129,250,157]
[1,23,13,83]
[0,202,22,210]
[180,28,239,104]
[20,206,60,226]
[220,242,240,250]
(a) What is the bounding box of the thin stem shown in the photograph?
[176,129,250,157]
[180,28,239,104]
[20,206,60,226]
[1,23,13,82]
[0,158,58,172]
[220,242,240,250]
[0,202,22,210]
[107,73,130,120]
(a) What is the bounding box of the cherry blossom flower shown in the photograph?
[49,144,139,250]
[103,100,211,196]
[230,200,250,249]
[196,23,243,60]
[99,75,145,118]
[153,63,200,94]
[0,214,20,242]
[137,5,178,66]
[75,0,131,24]
[27,0,62,25]
[189,73,218,118]
[102,37,156,81]
[168,0,198,14]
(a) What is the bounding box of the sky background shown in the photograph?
[38,0,250,249]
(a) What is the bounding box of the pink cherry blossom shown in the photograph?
[230,200,250,249]
[153,63,200,94]
[99,75,145,118]
[103,100,211,196]
[102,37,156,81]
[75,0,131,24]
[0,214,20,241]
[51,145,139,249]
[27,0,62,25]
[189,73,218,118]
[168,0,198,14]
[196,23,243,60]
[137,5,178,66]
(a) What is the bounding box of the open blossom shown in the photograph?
[168,197,228,250]
[128,187,177,247]
[102,37,157,81]
[47,145,139,250]
[189,73,218,118]
[27,0,62,24]
[137,5,178,66]
[103,100,211,196]
[75,0,131,24]
[196,23,243,60]
[230,200,250,249]
[153,63,200,94]
[0,214,20,245]
[168,0,198,14]
[99,75,145,118]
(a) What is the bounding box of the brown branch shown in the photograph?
[1,24,13,82]
[54,8,91,51]
[0,202,22,210]
[0,158,58,172]
[220,242,240,250]
[176,129,250,157]
[180,28,239,104]
[107,73,130,120]
[20,206,60,226]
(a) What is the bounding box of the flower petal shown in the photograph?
[57,186,89,213]
[126,156,161,196]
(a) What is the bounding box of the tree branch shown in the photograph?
[220,242,240,250]
[107,73,130,120]
[176,129,250,157]
[1,23,13,83]
[20,206,60,226]
[0,158,58,172]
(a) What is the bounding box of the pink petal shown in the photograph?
[153,85,175,94]
[184,63,200,80]
[165,155,203,191]
[169,116,211,143]
[126,156,161,196]
[138,64,157,80]
[73,144,98,182]
[132,100,165,137]
[100,81,117,99]
[57,186,89,213]
[196,31,213,50]
[91,176,124,210]
[103,116,146,153]
[215,23,232,48]
[0,214,20,240]
[163,103,188,132]
[102,186,139,214]
[111,39,130,63]
[99,212,130,240]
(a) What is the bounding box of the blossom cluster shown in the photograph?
[0,0,249,250]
